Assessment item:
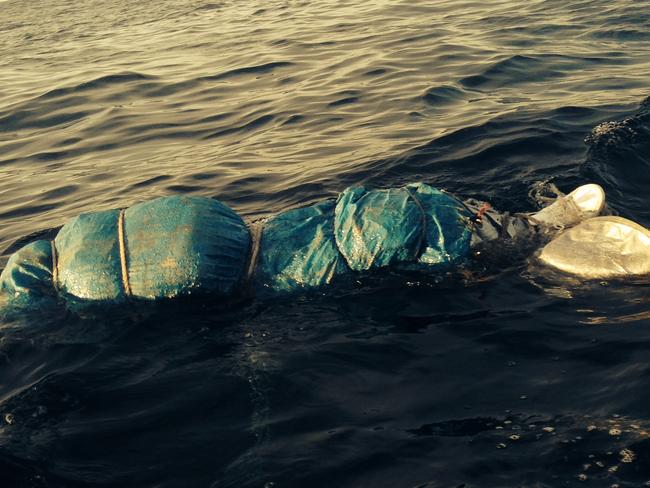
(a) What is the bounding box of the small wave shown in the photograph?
[195,2,223,11]
[129,175,173,189]
[203,114,275,139]
[328,96,359,107]
[203,62,294,81]
[326,90,361,108]
[38,185,79,201]
[457,53,614,90]
[40,72,154,100]
[141,79,200,98]
[363,68,388,77]
[591,28,650,41]
[0,203,57,220]
[459,54,562,89]
[582,97,650,225]
[422,85,466,106]
[0,109,90,132]
[282,114,305,125]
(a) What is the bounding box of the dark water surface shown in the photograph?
[2,0,650,486]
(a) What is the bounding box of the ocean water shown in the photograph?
[1,0,650,486]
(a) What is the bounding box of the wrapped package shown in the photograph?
[1,184,474,312]
[1,195,251,312]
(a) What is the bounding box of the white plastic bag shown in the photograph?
[539,216,650,278]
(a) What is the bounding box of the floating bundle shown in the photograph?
[1,184,473,314]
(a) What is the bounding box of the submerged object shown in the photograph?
[1,183,473,314]
[538,216,650,278]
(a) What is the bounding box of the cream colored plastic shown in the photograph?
[530,183,606,228]
[539,216,650,278]
[569,184,606,216]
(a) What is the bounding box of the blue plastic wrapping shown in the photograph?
[55,209,124,301]
[53,195,250,303]
[124,195,250,299]
[0,183,474,313]
[257,182,472,293]
[0,239,56,313]
[334,186,425,271]
[405,182,472,268]
[255,200,349,292]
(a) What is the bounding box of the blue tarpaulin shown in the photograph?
[1,184,473,313]
[255,183,471,291]
[255,200,350,292]
[0,239,56,313]
[123,196,250,300]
